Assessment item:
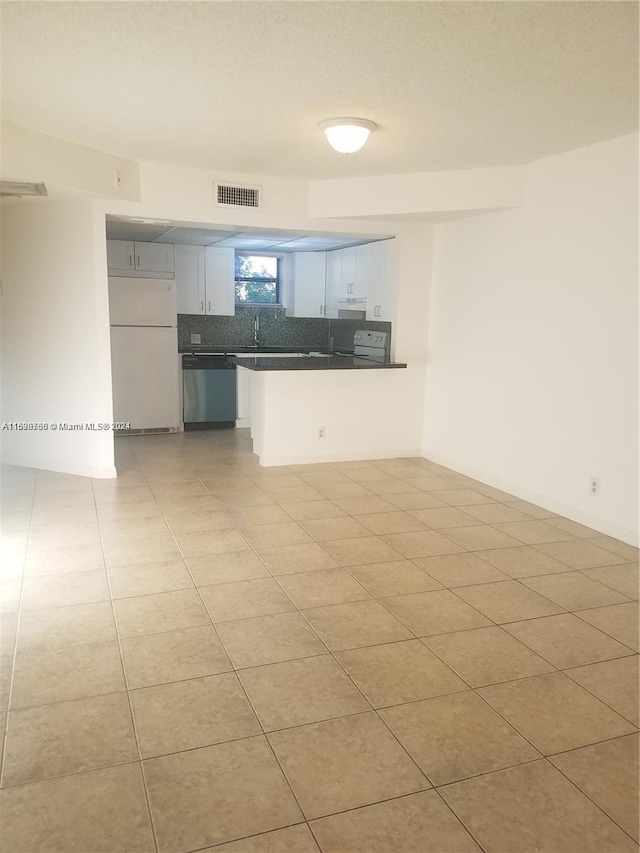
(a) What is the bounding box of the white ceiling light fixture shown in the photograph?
[320,118,377,154]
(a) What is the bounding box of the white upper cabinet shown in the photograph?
[204,247,235,316]
[353,245,371,298]
[107,240,174,277]
[325,250,343,311]
[175,245,206,314]
[340,249,356,297]
[162,245,234,316]
[106,240,134,272]
[135,242,174,274]
[282,252,327,318]
[366,239,395,321]
[325,244,371,313]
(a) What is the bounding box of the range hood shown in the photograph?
[337,308,366,319]
[336,297,367,310]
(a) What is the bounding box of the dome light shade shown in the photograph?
[320,118,377,154]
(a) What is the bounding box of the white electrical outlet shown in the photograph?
[317,426,326,440]
[590,477,601,497]
[114,170,122,188]
[191,333,201,344]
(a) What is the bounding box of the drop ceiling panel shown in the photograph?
[274,240,329,250]
[104,216,393,252]
[105,222,173,242]
[214,239,282,249]
[154,228,239,245]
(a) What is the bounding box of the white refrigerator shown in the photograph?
[109,277,180,431]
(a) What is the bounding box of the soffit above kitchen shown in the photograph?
[1,2,637,180]
[105,216,392,252]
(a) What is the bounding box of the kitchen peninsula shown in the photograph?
[236,354,414,467]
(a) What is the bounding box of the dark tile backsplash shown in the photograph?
[178,305,391,351]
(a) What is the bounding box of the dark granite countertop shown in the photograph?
[233,355,407,371]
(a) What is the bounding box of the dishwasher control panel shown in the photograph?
[182,355,236,370]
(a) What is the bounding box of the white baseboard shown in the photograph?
[258,448,424,467]
[423,449,639,547]
[0,454,117,480]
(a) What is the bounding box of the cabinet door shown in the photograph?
[291,252,327,318]
[340,249,356,296]
[134,242,175,273]
[353,244,371,299]
[205,247,235,316]
[325,250,343,311]
[175,245,205,315]
[366,242,385,321]
[107,240,134,272]
[379,239,395,320]
[367,240,395,321]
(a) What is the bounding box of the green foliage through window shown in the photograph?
[235,255,280,304]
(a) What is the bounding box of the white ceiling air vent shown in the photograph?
[214,181,261,210]
[0,181,48,199]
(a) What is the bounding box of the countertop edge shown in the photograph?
[234,356,407,371]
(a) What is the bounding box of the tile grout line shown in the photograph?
[92,468,160,853]
[2,444,637,849]
[129,446,316,842]
[0,471,37,789]
[140,454,444,827]
[543,754,640,847]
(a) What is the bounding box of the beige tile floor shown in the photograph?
[1,429,639,853]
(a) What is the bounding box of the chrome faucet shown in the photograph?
[252,313,260,346]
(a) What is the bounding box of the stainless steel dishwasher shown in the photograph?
[182,355,237,429]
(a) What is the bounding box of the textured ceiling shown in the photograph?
[2,1,638,179]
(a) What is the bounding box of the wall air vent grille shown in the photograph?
[214,181,261,210]
[1,181,48,198]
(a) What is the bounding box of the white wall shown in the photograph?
[103,160,403,237]
[308,165,525,219]
[423,134,639,543]
[1,198,116,478]
[250,367,423,466]
[1,122,140,201]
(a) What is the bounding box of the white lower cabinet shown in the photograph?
[174,246,235,316]
[281,252,327,318]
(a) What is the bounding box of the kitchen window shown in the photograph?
[235,254,280,304]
